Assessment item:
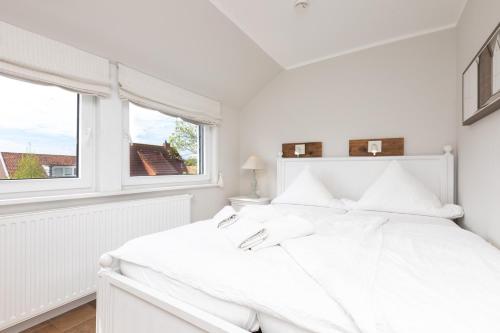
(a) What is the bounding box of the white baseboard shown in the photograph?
[4,294,96,333]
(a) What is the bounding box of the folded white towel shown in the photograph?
[250,215,314,251]
[213,206,239,228]
[222,217,268,250]
[216,206,314,251]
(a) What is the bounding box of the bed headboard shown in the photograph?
[276,146,455,204]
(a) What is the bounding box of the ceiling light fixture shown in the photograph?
[295,0,309,9]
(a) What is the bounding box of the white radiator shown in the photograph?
[0,194,191,330]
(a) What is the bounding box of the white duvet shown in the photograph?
[111,205,358,333]
[110,206,500,333]
[284,211,500,333]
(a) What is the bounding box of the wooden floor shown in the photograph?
[21,301,96,333]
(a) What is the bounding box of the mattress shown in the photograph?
[120,260,260,332]
[120,260,316,333]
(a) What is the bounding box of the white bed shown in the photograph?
[97,147,500,333]
[117,204,351,333]
[114,210,465,333]
[109,204,350,333]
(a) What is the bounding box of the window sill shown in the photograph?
[0,183,221,207]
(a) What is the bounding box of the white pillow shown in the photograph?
[355,161,463,219]
[272,167,334,207]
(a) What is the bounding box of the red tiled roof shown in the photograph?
[130,143,187,176]
[0,152,76,178]
[0,159,7,179]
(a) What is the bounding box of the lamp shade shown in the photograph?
[242,155,264,170]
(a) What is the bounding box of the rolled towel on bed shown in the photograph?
[213,206,239,228]
[222,217,268,250]
[250,215,315,251]
[215,206,314,251]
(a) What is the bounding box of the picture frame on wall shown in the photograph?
[462,22,500,125]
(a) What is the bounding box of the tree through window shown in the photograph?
[128,103,202,177]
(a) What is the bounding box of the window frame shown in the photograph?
[0,94,96,197]
[121,101,218,188]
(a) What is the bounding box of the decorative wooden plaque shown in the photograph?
[282,142,322,158]
[349,138,404,157]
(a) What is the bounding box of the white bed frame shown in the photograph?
[97,147,455,333]
[97,254,249,333]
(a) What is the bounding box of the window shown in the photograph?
[123,103,216,187]
[0,75,78,180]
[0,74,95,196]
[50,166,77,178]
[128,103,203,177]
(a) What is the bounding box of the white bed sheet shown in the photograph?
[120,260,260,331]
[121,260,316,333]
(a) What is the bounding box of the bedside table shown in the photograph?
[229,196,271,211]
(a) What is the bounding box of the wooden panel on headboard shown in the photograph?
[349,138,404,156]
[282,142,322,158]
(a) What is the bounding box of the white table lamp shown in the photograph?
[242,155,264,198]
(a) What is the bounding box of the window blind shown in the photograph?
[118,64,221,125]
[0,21,111,96]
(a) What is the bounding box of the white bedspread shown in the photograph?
[110,206,500,333]
[110,205,358,333]
[283,211,500,333]
[282,215,387,333]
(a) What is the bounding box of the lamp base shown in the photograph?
[249,170,259,198]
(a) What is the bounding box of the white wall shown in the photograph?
[240,29,457,197]
[456,0,500,247]
[0,0,282,109]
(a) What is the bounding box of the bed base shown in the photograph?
[97,254,249,333]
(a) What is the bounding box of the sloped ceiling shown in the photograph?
[210,0,468,69]
[0,0,282,108]
[0,0,468,107]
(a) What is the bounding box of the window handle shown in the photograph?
[82,127,92,145]
[123,131,132,144]
[217,172,224,187]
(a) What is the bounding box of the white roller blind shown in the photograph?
[118,64,221,125]
[0,21,111,96]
